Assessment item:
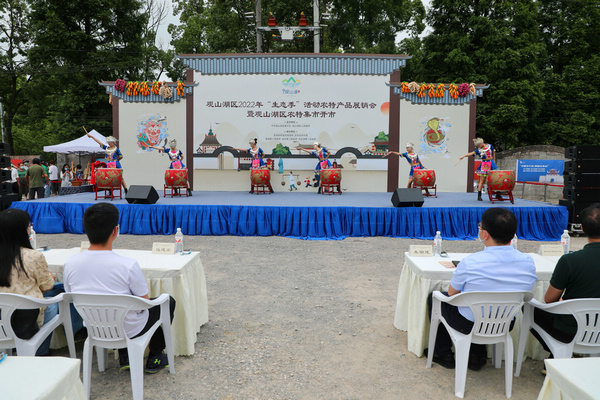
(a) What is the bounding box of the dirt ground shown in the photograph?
[39,233,588,400]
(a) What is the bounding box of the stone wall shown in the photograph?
[495,145,564,203]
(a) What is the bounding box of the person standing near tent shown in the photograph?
[86,132,128,194]
[48,160,60,195]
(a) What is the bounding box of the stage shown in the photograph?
[10,191,568,241]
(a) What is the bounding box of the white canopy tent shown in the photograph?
[43,129,107,154]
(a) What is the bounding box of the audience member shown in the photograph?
[0,209,57,355]
[63,203,176,373]
[17,162,28,200]
[531,203,600,354]
[48,160,60,195]
[25,158,48,200]
[9,163,19,194]
[60,163,72,188]
[41,161,50,198]
[427,208,537,371]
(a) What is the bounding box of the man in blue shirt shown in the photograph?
[427,208,537,370]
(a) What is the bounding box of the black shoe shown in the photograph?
[145,353,168,373]
[124,188,128,195]
[188,188,192,196]
[424,348,455,369]
[477,195,483,201]
[468,353,487,371]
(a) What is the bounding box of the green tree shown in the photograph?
[11,0,149,154]
[534,0,600,146]
[170,0,426,55]
[401,0,545,149]
[0,0,33,154]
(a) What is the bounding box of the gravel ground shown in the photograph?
[39,233,589,400]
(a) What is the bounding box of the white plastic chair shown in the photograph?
[67,293,174,400]
[515,298,600,376]
[0,293,76,357]
[426,290,533,398]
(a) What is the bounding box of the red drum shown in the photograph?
[320,168,341,185]
[165,169,188,187]
[487,170,516,191]
[95,168,123,188]
[251,168,271,185]
[413,169,436,187]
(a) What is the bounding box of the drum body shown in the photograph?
[95,168,123,188]
[487,170,516,191]
[165,169,188,187]
[251,168,271,185]
[320,168,342,185]
[413,169,436,187]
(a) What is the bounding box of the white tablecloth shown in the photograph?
[538,358,600,400]
[0,356,85,400]
[44,248,208,356]
[394,252,557,360]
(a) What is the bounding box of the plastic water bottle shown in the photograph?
[175,228,183,253]
[29,224,37,250]
[433,231,442,256]
[511,234,518,250]
[560,230,570,254]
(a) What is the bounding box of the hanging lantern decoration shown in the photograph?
[298,12,308,26]
[267,12,277,26]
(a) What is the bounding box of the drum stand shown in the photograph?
[164,184,189,198]
[414,184,437,198]
[95,185,122,201]
[487,185,515,204]
[251,182,273,194]
[320,182,341,195]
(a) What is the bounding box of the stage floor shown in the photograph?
[11,191,568,241]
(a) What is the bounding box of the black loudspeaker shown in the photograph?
[559,199,596,224]
[564,173,600,189]
[564,160,600,174]
[0,182,13,194]
[0,170,10,182]
[125,185,159,204]
[391,188,424,207]
[0,156,11,168]
[563,187,600,202]
[565,145,600,160]
[0,142,9,154]
[0,193,19,211]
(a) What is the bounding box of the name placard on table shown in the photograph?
[152,242,176,255]
[538,245,564,257]
[409,245,433,257]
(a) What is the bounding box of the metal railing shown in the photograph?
[516,181,564,202]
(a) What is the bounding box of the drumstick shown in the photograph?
[82,126,88,134]
[454,159,461,166]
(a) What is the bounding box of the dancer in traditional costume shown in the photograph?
[86,132,128,194]
[457,137,500,201]
[297,142,332,193]
[234,139,273,193]
[152,139,192,196]
[297,142,331,172]
[384,142,428,193]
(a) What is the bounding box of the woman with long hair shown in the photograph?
[0,209,56,355]
[60,163,73,188]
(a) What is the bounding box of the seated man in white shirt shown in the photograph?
[427,208,537,371]
[63,203,176,373]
